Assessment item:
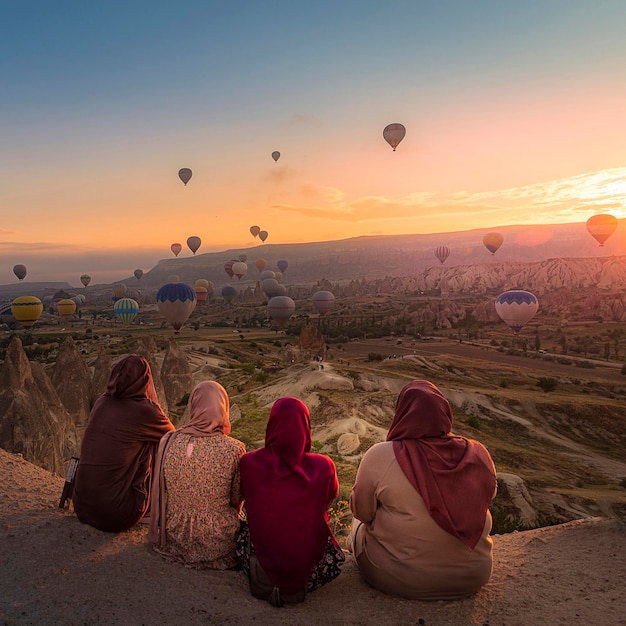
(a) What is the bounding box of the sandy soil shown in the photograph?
[1,448,625,626]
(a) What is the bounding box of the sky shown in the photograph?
[1,0,625,285]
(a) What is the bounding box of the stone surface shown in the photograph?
[0,337,78,475]
[337,432,360,455]
[50,336,92,427]
[160,338,194,416]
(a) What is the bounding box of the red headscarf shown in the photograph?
[387,380,496,550]
[149,381,232,546]
[106,354,160,404]
[240,397,339,594]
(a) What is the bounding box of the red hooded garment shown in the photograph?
[73,355,174,532]
[387,380,496,550]
[240,397,339,595]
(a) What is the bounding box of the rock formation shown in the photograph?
[90,348,113,405]
[297,323,327,359]
[160,338,194,416]
[50,336,92,427]
[0,337,78,475]
[134,337,168,413]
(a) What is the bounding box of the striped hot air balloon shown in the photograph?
[11,296,44,329]
[434,246,450,264]
[194,286,208,305]
[114,298,139,324]
[156,283,196,331]
[312,291,335,315]
[56,299,77,321]
[495,290,539,334]
[267,296,295,327]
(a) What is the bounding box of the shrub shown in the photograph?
[537,377,558,392]
[367,353,384,362]
[499,378,508,388]
[465,415,482,430]
[255,372,269,383]
[176,392,190,407]
[346,371,360,380]
[575,360,595,369]
[621,364,626,375]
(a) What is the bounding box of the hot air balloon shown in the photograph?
[114,297,139,324]
[483,232,504,255]
[13,264,27,281]
[434,246,450,265]
[113,284,127,299]
[255,258,267,273]
[232,261,247,280]
[238,254,248,263]
[261,278,282,298]
[224,261,235,279]
[56,299,77,320]
[250,225,261,238]
[195,286,208,305]
[274,271,283,283]
[80,274,91,287]
[383,123,406,151]
[11,296,43,329]
[134,269,143,281]
[156,282,196,331]
[495,290,539,334]
[277,259,288,273]
[171,243,182,257]
[271,151,280,162]
[0,301,18,329]
[221,285,237,303]
[168,275,180,284]
[267,296,295,327]
[71,295,82,307]
[178,168,192,185]
[187,236,201,254]
[312,290,335,315]
[260,270,275,281]
[195,278,209,289]
[259,230,268,242]
[586,214,618,246]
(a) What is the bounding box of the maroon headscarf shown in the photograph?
[387,380,496,550]
[149,381,232,546]
[240,397,339,594]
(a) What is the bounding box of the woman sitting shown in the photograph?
[149,381,245,569]
[73,355,175,532]
[238,397,344,606]
[348,380,497,600]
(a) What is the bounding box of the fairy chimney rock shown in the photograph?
[0,336,79,475]
[161,339,194,413]
[51,336,92,427]
[90,348,113,405]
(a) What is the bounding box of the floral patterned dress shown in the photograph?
[154,433,245,569]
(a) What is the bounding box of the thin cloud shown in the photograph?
[273,168,626,223]
[286,113,322,128]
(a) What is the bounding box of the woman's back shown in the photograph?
[350,441,493,600]
[159,432,244,568]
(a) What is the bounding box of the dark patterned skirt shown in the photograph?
[236,521,345,592]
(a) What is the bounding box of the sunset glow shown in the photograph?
[1,1,625,283]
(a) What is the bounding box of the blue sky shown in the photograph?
[1,1,625,284]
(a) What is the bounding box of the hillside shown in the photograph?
[1,448,624,625]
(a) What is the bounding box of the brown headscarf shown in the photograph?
[149,381,232,546]
[72,355,174,532]
[106,354,160,404]
[387,380,496,550]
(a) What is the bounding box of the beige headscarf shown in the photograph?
[148,381,231,546]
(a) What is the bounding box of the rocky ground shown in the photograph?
[1,448,625,626]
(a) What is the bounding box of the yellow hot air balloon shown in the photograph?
[586,214,618,246]
[56,299,77,320]
[11,296,43,329]
[483,232,504,255]
[195,278,209,289]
